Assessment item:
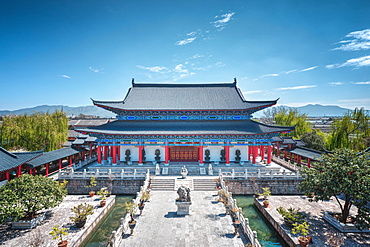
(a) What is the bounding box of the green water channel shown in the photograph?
[234,196,288,247]
[81,196,134,247]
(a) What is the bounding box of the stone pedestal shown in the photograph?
[175,201,192,215]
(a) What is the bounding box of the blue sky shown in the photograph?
[1,0,370,111]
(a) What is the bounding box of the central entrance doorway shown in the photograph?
[170,146,198,162]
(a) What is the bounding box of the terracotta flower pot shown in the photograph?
[100,200,106,207]
[263,200,270,208]
[89,191,95,197]
[58,240,68,247]
[298,236,311,247]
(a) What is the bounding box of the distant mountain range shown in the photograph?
[0,105,115,118]
[0,104,360,118]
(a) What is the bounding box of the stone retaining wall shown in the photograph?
[224,178,303,195]
[71,196,115,247]
[254,198,297,247]
[60,178,144,195]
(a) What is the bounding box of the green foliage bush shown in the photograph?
[0,175,67,223]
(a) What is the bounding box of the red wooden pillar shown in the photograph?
[45,163,50,177]
[29,168,33,175]
[117,145,121,161]
[267,145,272,164]
[138,146,143,164]
[225,146,230,164]
[58,159,62,169]
[104,146,108,160]
[199,145,204,164]
[112,145,117,164]
[97,146,102,164]
[165,146,169,164]
[5,171,10,181]
[252,146,257,164]
[69,156,73,166]
[248,146,251,161]
[16,165,22,177]
[307,158,311,168]
[260,146,265,160]
[277,142,281,157]
[284,150,287,159]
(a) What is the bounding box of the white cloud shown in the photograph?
[89,67,103,73]
[300,66,318,72]
[334,29,370,51]
[175,37,196,46]
[326,55,370,69]
[215,62,226,67]
[187,54,204,60]
[329,82,344,86]
[278,85,317,91]
[174,64,188,73]
[213,12,235,30]
[353,81,370,85]
[284,69,297,74]
[59,75,71,79]
[243,90,263,94]
[337,98,370,109]
[137,65,170,73]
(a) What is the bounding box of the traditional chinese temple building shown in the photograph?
[75,79,295,166]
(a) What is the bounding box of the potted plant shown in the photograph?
[213,177,221,189]
[230,207,242,221]
[124,201,137,235]
[276,206,306,227]
[217,189,231,203]
[97,187,109,207]
[69,203,94,228]
[233,219,241,235]
[292,222,311,247]
[49,225,68,247]
[260,187,271,200]
[85,176,97,197]
[140,190,151,203]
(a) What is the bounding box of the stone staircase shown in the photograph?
[150,178,175,191]
[150,177,217,191]
[193,179,217,191]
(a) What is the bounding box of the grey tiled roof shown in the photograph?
[282,137,297,144]
[0,147,44,172]
[68,119,115,127]
[25,147,82,168]
[75,120,295,136]
[92,82,277,111]
[287,147,324,161]
[72,139,85,145]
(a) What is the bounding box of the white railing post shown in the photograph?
[134,169,137,179]
[83,169,87,179]
[257,169,261,178]
[95,169,99,177]
[121,169,124,179]
[253,231,258,246]
[231,169,235,179]
[283,169,286,179]
[296,170,300,179]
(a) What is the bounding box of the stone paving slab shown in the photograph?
[261,196,370,247]
[121,191,247,247]
[0,195,115,247]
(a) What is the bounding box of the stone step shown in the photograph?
[150,179,175,191]
[192,179,217,191]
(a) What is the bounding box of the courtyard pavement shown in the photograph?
[262,196,370,247]
[121,191,248,247]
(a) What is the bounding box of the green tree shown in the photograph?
[301,130,326,151]
[0,175,67,223]
[299,148,370,229]
[327,108,370,151]
[274,108,312,138]
[0,110,68,152]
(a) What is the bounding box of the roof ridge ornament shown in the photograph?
[132,78,135,87]
[234,78,237,85]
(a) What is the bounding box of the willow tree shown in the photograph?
[327,108,370,151]
[299,148,370,229]
[274,108,312,138]
[0,110,68,152]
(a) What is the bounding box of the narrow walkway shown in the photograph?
[121,191,247,247]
